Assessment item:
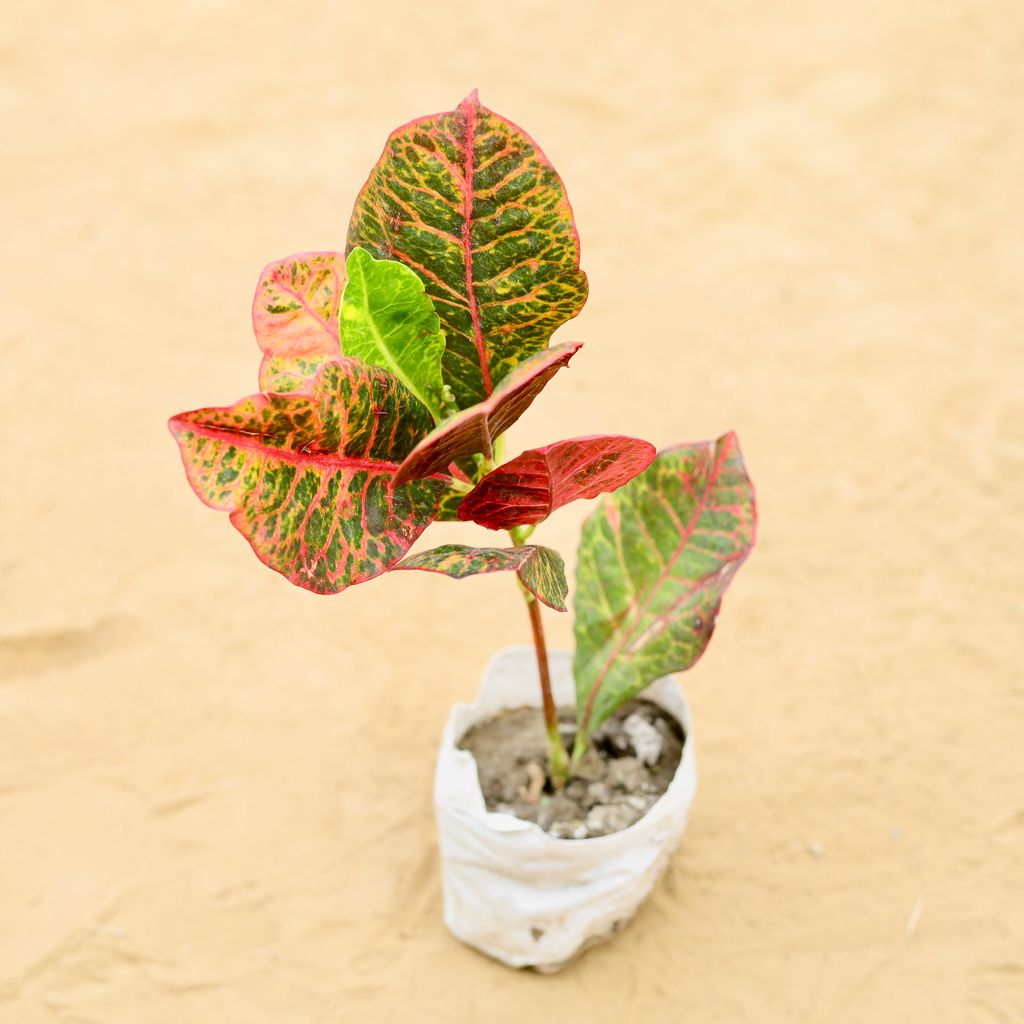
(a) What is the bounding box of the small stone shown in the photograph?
[587,782,611,804]
[565,780,588,803]
[607,756,648,792]
[570,749,605,783]
[626,793,654,813]
[519,762,545,804]
[623,713,664,766]
[611,733,631,754]
[537,793,578,832]
[586,803,641,836]
[572,824,588,840]
[536,801,555,830]
[498,768,530,805]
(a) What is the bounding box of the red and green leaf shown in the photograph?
[433,457,475,520]
[573,433,756,740]
[168,359,442,594]
[393,341,582,486]
[252,252,345,394]
[397,543,567,612]
[347,91,588,409]
[457,435,656,530]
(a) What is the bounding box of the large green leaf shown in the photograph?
[393,342,582,485]
[347,91,588,409]
[573,433,756,740]
[168,360,442,594]
[397,543,567,612]
[340,248,448,422]
[252,252,345,393]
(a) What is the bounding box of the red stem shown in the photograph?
[523,591,569,785]
[526,595,557,735]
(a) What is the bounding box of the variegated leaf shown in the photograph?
[458,435,656,530]
[169,359,442,594]
[433,458,475,521]
[340,247,448,421]
[435,487,467,520]
[347,91,588,408]
[252,252,345,393]
[573,433,756,741]
[393,342,582,485]
[397,543,567,612]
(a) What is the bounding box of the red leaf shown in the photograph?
[252,252,345,393]
[457,435,657,530]
[393,342,582,485]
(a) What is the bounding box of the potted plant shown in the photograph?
[169,92,756,971]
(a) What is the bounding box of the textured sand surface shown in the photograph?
[2,1,1022,1020]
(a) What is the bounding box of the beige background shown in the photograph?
[2,1,1022,1020]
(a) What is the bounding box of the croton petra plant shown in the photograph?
[169,92,756,786]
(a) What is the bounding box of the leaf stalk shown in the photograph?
[509,526,569,787]
[523,589,570,787]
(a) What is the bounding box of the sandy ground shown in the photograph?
[2,1,1022,1020]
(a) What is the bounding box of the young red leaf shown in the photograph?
[252,252,345,393]
[347,91,588,409]
[457,435,656,530]
[573,432,757,741]
[396,544,567,612]
[169,359,442,594]
[393,341,582,486]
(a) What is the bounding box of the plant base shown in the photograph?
[434,646,698,972]
[459,698,685,839]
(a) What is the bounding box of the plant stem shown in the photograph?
[508,523,534,546]
[522,589,570,787]
[570,729,588,769]
[508,524,569,787]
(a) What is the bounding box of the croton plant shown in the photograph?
[169,92,756,785]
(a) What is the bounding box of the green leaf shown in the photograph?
[573,433,756,740]
[347,91,588,409]
[397,543,567,612]
[252,252,345,393]
[168,360,442,594]
[340,248,447,422]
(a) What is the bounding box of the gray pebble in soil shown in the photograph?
[622,712,664,767]
[606,757,649,792]
[586,803,643,836]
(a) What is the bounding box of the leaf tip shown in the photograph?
[167,412,188,438]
